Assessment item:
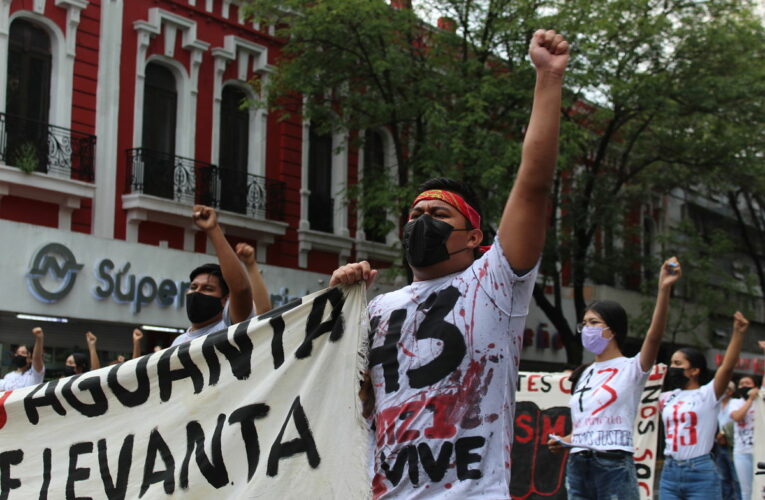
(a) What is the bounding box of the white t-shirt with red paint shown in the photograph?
[728,397,756,454]
[660,381,720,460]
[367,237,537,499]
[569,355,649,454]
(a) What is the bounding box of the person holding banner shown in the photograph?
[0,326,45,390]
[658,311,750,500]
[172,205,257,346]
[547,258,681,500]
[730,368,764,500]
[331,28,569,499]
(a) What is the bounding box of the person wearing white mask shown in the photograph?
[548,258,681,500]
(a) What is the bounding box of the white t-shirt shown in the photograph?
[569,355,649,454]
[171,300,253,346]
[718,399,733,430]
[728,397,756,454]
[0,366,45,391]
[367,237,537,499]
[660,381,720,459]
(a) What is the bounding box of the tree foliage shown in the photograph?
[244,0,765,363]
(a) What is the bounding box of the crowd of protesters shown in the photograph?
[2,28,765,500]
[1,204,272,384]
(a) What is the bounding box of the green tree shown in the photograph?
[244,0,765,363]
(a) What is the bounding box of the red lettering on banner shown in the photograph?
[641,406,657,419]
[528,374,541,391]
[648,364,665,381]
[559,375,571,394]
[715,354,724,367]
[515,414,534,444]
[634,448,653,461]
[541,415,567,441]
[639,482,651,496]
[592,368,618,415]
[0,391,12,429]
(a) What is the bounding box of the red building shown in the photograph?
[0,0,399,369]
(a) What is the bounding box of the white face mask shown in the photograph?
[580,326,611,355]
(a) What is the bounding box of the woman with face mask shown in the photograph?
[62,331,101,377]
[658,312,749,500]
[0,327,45,390]
[728,367,764,500]
[547,258,681,500]
[63,352,89,377]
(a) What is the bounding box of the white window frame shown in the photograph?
[355,127,400,262]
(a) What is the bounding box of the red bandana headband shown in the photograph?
[411,189,481,229]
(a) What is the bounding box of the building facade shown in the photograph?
[0,0,401,373]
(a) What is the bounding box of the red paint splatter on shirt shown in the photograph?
[372,473,388,499]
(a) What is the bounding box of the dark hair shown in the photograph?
[189,263,229,296]
[416,178,483,230]
[71,352,89,372]
[13,345,31,356]
[676,347,710,385]
[738,374,762,387]
[585,300,628,351]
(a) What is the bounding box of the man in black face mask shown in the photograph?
[171,205,257,346]
[0,327,45,390]
[331,29,569,499]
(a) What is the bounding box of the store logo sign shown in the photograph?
[26,243,84,303]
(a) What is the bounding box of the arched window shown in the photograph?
[5,19,52,173]
[362,129,387,243]
[218,85,249,213]
[308,124,333,232]
[141,63,177,199]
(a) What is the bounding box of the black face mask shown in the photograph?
[63,365,76,377]
[664,367,690,391]
[186,292,224,324]
[735,387,753,399]
[11,355,28,369]
[403,214,468,268]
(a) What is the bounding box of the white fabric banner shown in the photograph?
[0,285,370,499]
[511,365,665,500]
[754,393,765,500]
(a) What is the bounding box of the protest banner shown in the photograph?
[754,393,765,500]
[510,364,666,500]
[0,285,370,499]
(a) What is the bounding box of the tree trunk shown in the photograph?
[532,284,582,365]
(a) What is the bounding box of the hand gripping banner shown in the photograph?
[510,365,666,500]
[0,285,370,499]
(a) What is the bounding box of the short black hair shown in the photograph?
[189,263,229,296]
[416,178,483,230]
[585,300,628,351]
[676,347,710,385]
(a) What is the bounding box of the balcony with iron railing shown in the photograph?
[125,148,286,219]
[0,112,97,229]
[123,148,289,253]
[0,112,96,182]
